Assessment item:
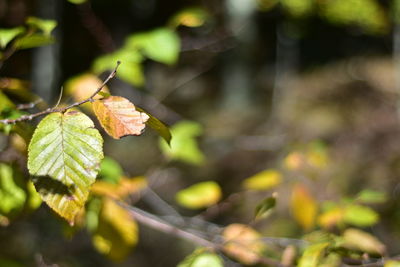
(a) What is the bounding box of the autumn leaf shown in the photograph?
[92,96,149,139]
[291,184,318,231]
[175,181,221,209]
[27,111,103,224]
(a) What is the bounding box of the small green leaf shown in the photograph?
[343,204,379,227]
[356,189,387,204]
[92,50,144,86]
[0,163,26,215]
[176,181,221,209]
[126,28,180,65]
[99,157,123,184]
[15,34,54,49]
[68,0,87,4]
[28,111,103,224]
[26,17,57,36]
[255,195,276,219]
[178,249,223,267]
[136,107,171,145]
[0,27,25,48]
[298,242,329,267]
[159,120,205,165]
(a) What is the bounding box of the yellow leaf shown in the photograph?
[93,198,138,261]
[284,152,305,170]
[242,169,282,190]
[91,176,147,199]
[92,96,149,139]
[222,224,265,265]
[64,73,109,111]
[176,181,221,209]
[298,242,329,267]
[385,261,400,267]
[318,207,344,229]
[291,184,318,230]
[342,228,386,255]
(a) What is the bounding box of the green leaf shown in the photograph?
[27,111,103,224]
[281,0,314,17]
[176,181,221,209]
[99,157,123,184]
[178,249,223,267]
[298,242,329,267]
[68,0,87,4]
[136,107,172,145]
[15,34,54,49]
[343,204,379,227]
[159,120,205,165]
[255,195,276,219]
[0,27,25,48]
[126,28,180,65]
[92,49,144,86]
[26,17,57,36]
[356,189,387,204]
[0,163,26,215]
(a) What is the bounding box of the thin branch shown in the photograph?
[0,61,120,125]
[117,201,289,267]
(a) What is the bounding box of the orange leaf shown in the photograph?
[92,96,149,139]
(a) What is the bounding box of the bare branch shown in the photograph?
[0,61,120,125]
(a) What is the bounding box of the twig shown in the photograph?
[117,201,289,267]
[0,61,120,125]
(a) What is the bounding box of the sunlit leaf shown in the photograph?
[126,28,180,65]
[0,27,25,48]
[356,189,387,204]
[170,8,209,28]
[26,181,42,211]
[385,261,400,267]
[178,249,223,267]
[342,228,386,255]
[343,204,379,227]
[318,207,344,229]
[92,48,144,86]
[298,242,329,267]
[281,0,314,17]
[291,184,318,230]
[0,163,26,215]
[27,111,103,224]
[15,34,54,49]
[68,0,87,4]
[93,96,149,139]
[222,224,266,265]
[254,194,277,220]
[92,198,138,261]
[91,176,147,200]
[136,106,172,145]
[284,151,305,170]
[159,120,205,165]
[26,17,57,36]
[176,181,221,209]
[242,169,282,190]
[319,0,387,34]
[99,156,123,184]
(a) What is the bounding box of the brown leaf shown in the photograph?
[92,96,149,139]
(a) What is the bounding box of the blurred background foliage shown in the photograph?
[2,0,400,266]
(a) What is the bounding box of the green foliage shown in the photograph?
[125,28,180,65]
[160,120,205,165]
[176,181,221,209]
[0,27,24,48]
[27,111,103,224]
[67,0,87,4]
[298,242,329,267]
[99,157,123,184]
[136,106,172,145]
[26,17,57,36]
[177,249,223,267]
[0,163,26,214]
[254,195,276,219]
